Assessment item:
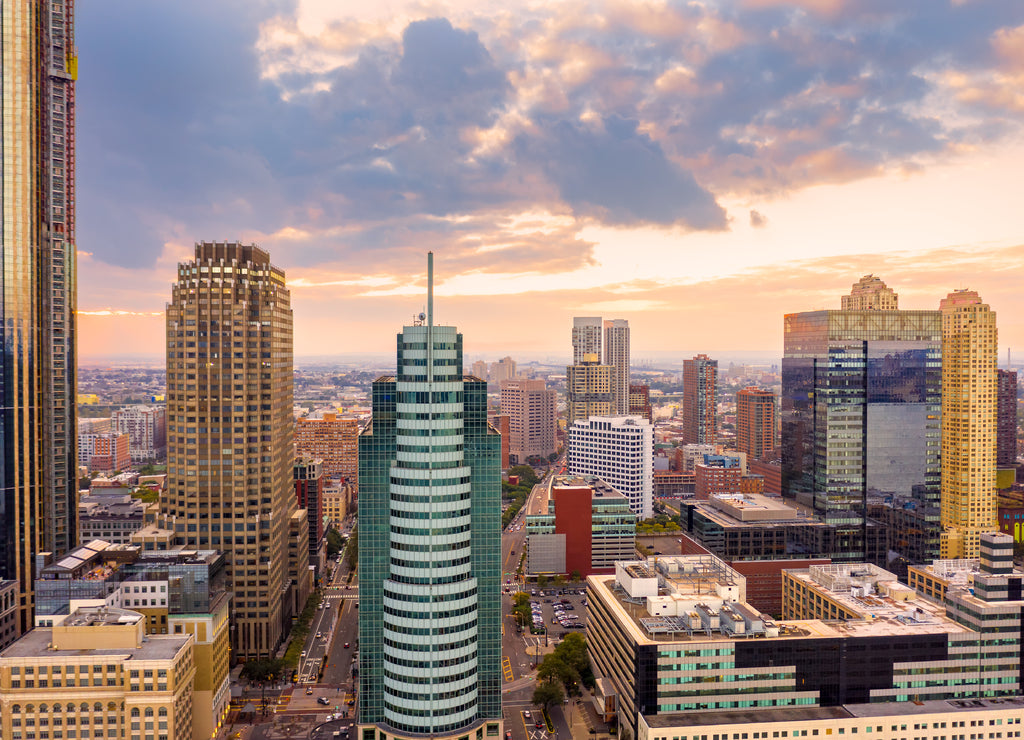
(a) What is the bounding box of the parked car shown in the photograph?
[317,697,331,705]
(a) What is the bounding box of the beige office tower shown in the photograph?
[939,289,998,559]
[604,319,630,413]
[841,274,899,310]
[566,355,614,424]
[572,317,603,364]
[500,379,557,464]
[161,242,307,660]
[490,355,517,383]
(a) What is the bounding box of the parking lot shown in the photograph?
[524,586,589,638]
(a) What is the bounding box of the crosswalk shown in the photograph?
[502,657,514,682]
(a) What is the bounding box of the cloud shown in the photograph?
[73,0,1024,360]
[750,210,768,228]
[517,115,727,229]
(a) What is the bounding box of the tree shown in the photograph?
[537,654,575,687]
[240,657,287,683]
[553,632,595,691]
[537,574,549,588]
[326,528,344,559]
[512,593,532,628]
[553,574,565,587]
[569,569,582,584]
[508,465,540,487]
[532,680,564,709]
[347,528,358,570]
[547,452,559,463]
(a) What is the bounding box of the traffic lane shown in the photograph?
[323,597,359,686]
[298,600,335,682]
[520,708,553,740]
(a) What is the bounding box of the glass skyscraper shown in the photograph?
[0,1,78,631]
[782,283,942,564]
[358,254,502,740]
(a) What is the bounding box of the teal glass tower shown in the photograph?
[358,254,502,740]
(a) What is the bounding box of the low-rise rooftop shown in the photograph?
[590,556,967,645]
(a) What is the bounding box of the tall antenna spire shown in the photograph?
[427,251,434,327]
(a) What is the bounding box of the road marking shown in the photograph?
[502,657,514,682]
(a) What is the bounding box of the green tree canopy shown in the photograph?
[326,528,344,559]
[508,465,540,487]
[239,658,288,683]
[532,680,564,709]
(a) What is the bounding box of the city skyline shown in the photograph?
[73,1,1024,360]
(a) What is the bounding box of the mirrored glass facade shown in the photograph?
[359,298,501,738]
[1,0,78,631]
[782,310,941,563]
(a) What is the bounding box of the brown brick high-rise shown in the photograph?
[737,387,776,461]
[996,369,1018,468]
[162,242,307,660]
[683,355,718,444]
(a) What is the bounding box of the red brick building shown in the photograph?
[749,459,782,494]
[628,383,653,423]
[694,462,742,500]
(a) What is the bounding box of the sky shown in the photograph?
[75,0,1024,363]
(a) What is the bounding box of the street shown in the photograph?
[227,465,614,740]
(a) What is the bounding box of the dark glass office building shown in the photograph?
[781,308,942,564]
[0,1,79,632]
[358,256,502,740]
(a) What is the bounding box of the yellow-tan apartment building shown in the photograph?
[0,607,196,740]
[566,354,614,424]
[322,482,353,527]
[940,289,998,559]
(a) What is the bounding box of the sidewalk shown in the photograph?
[563,692,613,740]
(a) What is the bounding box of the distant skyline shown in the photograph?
[76,1,1024,360]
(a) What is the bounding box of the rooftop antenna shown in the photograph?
[427,251,434,327]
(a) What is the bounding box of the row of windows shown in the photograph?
[384,585,477,604]
[396,427,462,437]
[385,603,477,620]
[383,696,476,722]
[390,523,470,538]
[391,554,471,570]
[382,654,476,670]
[386,683,473,703]
[399,342,459,351]
[397,443,463,454]
[391,539,470,553]
[397,391,464,404]
[383,666,477,686]
[397,412,463,421]
[390,475,470,487]
[391,492,470,506]
[390,508,471,521]
[383,631,476,652]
